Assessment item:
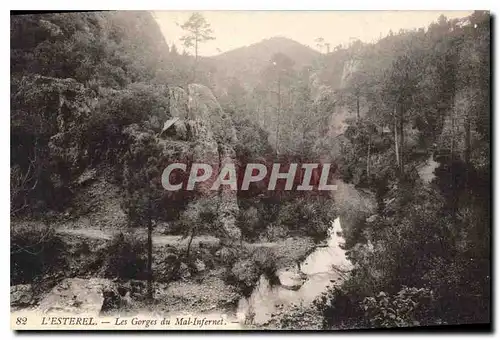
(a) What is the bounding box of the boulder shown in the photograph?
[178,262,191,280]
[277,267,306,291]
[100,286,123,313]
[194,259,206,273]
[160,118,188,141]
[11,284,34,307]
[37,278,114,315]
[126,280,147,298]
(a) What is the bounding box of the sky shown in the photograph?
[153,10,473,57]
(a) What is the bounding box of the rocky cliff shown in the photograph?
[162,84,241,244]
[308,56,370,139]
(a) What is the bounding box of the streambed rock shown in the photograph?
[277,267,307,291]
[37,278,114,315]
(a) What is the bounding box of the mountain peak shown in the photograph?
[265,36,301,43]
[207,36,320,88]
[214,36,317,60]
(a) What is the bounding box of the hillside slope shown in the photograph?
[206,36,321,89]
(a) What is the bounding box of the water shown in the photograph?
[236,217,352,324]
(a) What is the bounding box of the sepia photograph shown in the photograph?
[10,9,491,331]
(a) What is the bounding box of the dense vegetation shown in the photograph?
[11,11,490,328]
[308,11,491,328]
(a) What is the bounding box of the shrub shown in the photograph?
[215,246,240,267]
[316,284,441,330]
[237,206,264,241]
[223,246,279,297]
[360,287,439,328]
[271,237,315,269]
[177,198,219,256]
[268,302,323,330]
[11,223,66,284]
[249,247,279,286]
[229,259,260,297]
[275,197,335,242]
[314,286,366,330]
[259,223,288,242]
[95,83,170,132]
[233,117,274,161]
[101,232,147,280]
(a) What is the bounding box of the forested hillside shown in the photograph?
[12,11,169,213]
[276,11,491,328]
[10,10,490,329]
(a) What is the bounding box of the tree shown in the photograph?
[315,37,325,53]
[384,53,421,177]
[344,68,370,121]
[122,126,164,300]
[262,53,296,154]
[314,11,491,329]
[179,198,218,257]
[179,12,215,64]
[223,77,248,116]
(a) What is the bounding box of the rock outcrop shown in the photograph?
[162,84,241,245]
[11,284,34,308]
[309,72,351,138]
[339,58,362,89]
[11,75,94,173]
[308,57,370,139]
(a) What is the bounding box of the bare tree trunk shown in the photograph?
[399,104,404,175]
[394,107,400,169]
[192,36,198,82]
[275,75,281,155]
[451,110,455,161]
[367,133,371,178]
[186,227,196,257]
[301,129,306,156]
[464,115,471,166]
[195,36,198,63]
[464,112,471,188]
[147,202,153,300]
[356,94,360,121]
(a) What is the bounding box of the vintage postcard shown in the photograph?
[10,10,491,331]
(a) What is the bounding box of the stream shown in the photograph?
[236,217,352,325]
